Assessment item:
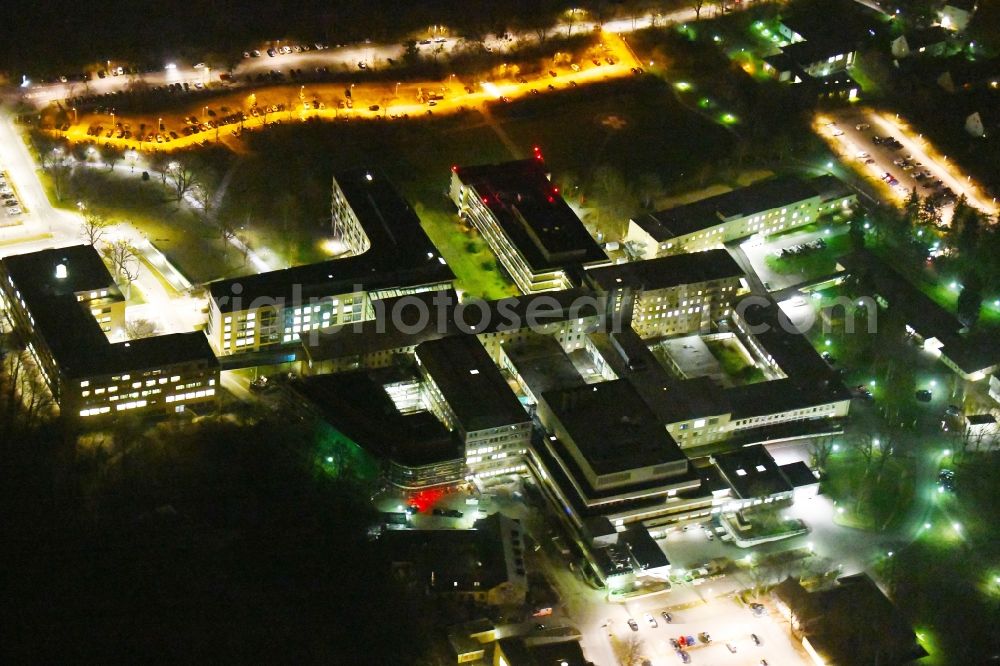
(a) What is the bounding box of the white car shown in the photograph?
[643,612,658,628]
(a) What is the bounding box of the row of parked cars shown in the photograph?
[0,172,23,217]
[872,134,904,150]
[776,237,826,258]
[65,79,215,116]
[243,43,329,59]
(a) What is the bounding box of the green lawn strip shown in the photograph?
[704,337,766,385]
[765,232,850,277]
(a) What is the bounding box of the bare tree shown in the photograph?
[166,159,199,202]
[0,350,56,432]
[103,239,141,299]
[692,0,706,20]
[79,209,111,246]
[808,437,837,473]
[124,318,156,339]
[620,632,645,666]
[101,144,123,171]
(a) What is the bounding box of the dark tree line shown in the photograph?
[0,411,436,664]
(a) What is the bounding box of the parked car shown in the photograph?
[627,619,639,632]
[915,389,933,402]
[662,611,673,623]
[751,633,762,646]
[644,613,658,628]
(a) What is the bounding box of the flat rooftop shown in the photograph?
[293,370,463,467]
[842,250,1000,375]
[712,445,793,499]
[542,379,686,476]
[584,249,743,292]
[301,288,608,363]
[416,335,528,432]
[1,246,216,379]
[454,159,607,271]
[502,332,586,398]
[210,168,453,312]
[635,176,842,241]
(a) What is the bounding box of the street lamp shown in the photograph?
[72,107,78,124]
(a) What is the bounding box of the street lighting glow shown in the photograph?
[675,81,691,91]
[923,522,931,529]
[943,449,951,457]
[165,63,177,70]
[952,522,961,532]
[480,81,502,99]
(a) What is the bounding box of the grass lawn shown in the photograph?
[766,231,850,278]
[705,337,766,385]
[869,243,1000,327]
[493,77,735,187]
[821,452,915,532]
[878,453,1000,662]
[43,167,244,284]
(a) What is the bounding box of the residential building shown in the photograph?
[416,335,532,479]
[0,246,218,421]
[206,168,453,355]
[626,176,855,258]
[381,513,529,607]
[449,158,608,294]
[939,0,978,32]
[583,249,745,338]
[772,574,926,666]
[891,28,951,59]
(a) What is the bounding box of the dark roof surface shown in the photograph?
[542,380,686,475]
[380,514,518,592]
[779,461,820,488]
[772,574,925,666]
[210,168,453,312]
[294,371,464,467]
[584,249,743,292]
[636,176,837,241]
[454,159,607,271]
[712,446,793,499]
[502,332,586,397]
[843,250,1000,374]
[1,246,217,378]
[302,288,607,362]
[416,335,529,432]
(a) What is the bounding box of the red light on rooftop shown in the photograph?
[481,196,489,204]
[451,164,458,172]
[552,186,559,194]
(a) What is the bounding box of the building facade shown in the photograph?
[449,158,608,294]
[0,246,219,421]
[627,176,856,258]
[206,169,453,355]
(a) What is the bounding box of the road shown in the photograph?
[0,109,202,336]
[12,3,748,110]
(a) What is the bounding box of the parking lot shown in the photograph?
[817,108,999,220]
[0,170,25,223]
[612,594,810,665]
